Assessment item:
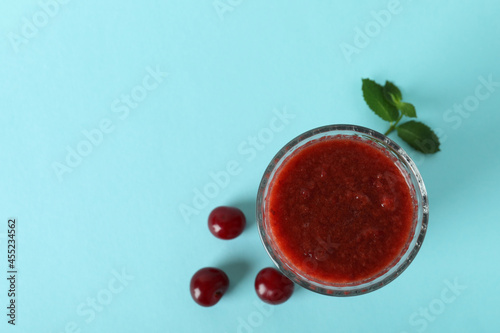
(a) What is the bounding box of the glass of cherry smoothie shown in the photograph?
[257,125,428,296]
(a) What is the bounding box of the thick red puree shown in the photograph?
[268,136,414,283]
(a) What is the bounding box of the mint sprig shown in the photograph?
[361,78,440,154]
[362,79,399,122]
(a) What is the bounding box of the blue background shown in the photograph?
[1,0,499,332]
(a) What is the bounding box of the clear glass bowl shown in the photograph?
[256,124,429,296]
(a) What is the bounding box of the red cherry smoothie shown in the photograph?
[267,136,414,283]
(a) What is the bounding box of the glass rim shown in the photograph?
[256,124,429,296]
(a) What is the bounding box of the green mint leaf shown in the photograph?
[397,121,440,154]
[400,102,417,118]
[383,81,402,106]
[385,93,401,108]
[362,78,399,122]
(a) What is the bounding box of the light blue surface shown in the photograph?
[1,0,499,332]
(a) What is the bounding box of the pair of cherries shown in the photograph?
[190,206,294,307]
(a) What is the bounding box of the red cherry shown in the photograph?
[190,267,230,307]
[208,206,246,240]
[255,267,294,305]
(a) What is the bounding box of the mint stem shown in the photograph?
[384,114,403,136]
